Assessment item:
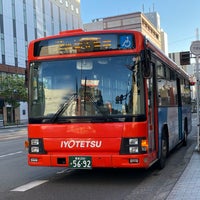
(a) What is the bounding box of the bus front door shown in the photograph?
[147,77,156,153]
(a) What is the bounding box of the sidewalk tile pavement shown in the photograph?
[167,151,200,200]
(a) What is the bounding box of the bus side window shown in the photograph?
[158,80,169,106]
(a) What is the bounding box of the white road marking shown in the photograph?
[0,151,23,158]
[11,180,48,192]
[0,131,26,140]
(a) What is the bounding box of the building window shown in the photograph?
[12,0,16,20]
[1,33,5,54]
[0,0,3,15]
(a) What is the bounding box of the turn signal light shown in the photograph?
[141,139,148,152]
[24,140,29,149]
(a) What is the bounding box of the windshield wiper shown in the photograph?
[51,94,77,123]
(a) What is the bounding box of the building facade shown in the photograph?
[83,11,168,55]
[0,0,82,125]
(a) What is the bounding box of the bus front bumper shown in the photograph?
[28,153,156,169]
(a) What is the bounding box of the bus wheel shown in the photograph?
[158,134,168,169]
[183,130,188,146]
[183,120,188,146]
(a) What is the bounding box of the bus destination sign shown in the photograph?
[34,34,135,56]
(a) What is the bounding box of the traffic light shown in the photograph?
[180,51,190,65]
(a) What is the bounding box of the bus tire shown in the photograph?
[158,132,168,170]
[183,122,188,146]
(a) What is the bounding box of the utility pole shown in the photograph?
[195,56,200,151]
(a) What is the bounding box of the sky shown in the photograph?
[80,0,200,53]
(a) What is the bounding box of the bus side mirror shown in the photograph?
[141,49,152,78]
[144,63,152,79]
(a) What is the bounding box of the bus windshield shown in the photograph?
[29,55,145,123]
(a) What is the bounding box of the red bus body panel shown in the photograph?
[28,122,157,168]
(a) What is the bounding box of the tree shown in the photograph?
[0,74,27,108]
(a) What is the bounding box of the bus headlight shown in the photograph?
[129,146,139,153]
[129,138,138,145]
[31,146,40,153]
[29,138,46,154]
[31,139,40,145]
[120,137,148,154]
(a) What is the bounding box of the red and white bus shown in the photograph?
[26,29,192,169]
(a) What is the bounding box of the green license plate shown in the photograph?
[69,156,92,169]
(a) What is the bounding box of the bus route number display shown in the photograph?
[34,34,135,56]
[69,156,92,169]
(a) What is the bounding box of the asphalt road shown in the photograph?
[0,116,197,200]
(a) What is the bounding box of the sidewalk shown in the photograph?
[0,124,27,133]
[166,150,200,200]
